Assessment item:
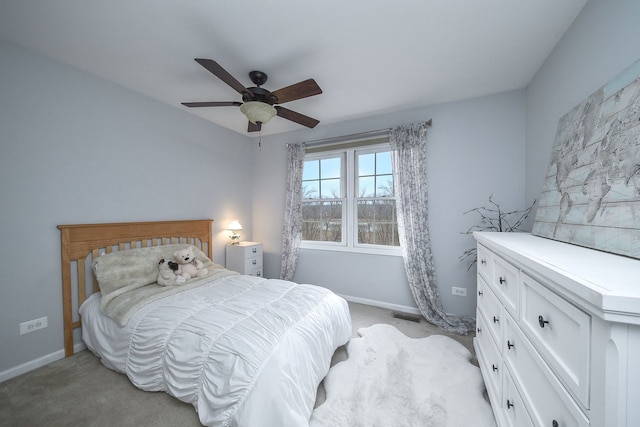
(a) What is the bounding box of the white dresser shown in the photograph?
[474,232,640,427]
[226,242,263,277]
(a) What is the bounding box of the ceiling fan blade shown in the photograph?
[275,106,320,128]
[271,79,322,104]
[181,101,242,108]
[248,121,261,132]
[194,59,251,98]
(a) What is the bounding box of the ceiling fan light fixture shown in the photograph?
[240,101,277,125]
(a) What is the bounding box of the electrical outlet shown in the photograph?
[19,316,48,335]
[452,287,467,297]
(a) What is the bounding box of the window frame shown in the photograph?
[300,140,402,256]
[300,150,347,248]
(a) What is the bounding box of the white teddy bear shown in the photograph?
[173,246,209,280]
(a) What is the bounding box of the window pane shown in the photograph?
[358,150,394,197]
[302,181,319,199]
[303,160,319,180]
[320,157,341,179]
[320,178,341,198]
[356,200,399,246]
[377,174,394,197]
[376,151,392,175]
[304,156,342,200]
[302,201,343,242]
[358,153,375,176]
[358,176,375,197]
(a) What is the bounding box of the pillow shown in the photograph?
[92,244,215,299]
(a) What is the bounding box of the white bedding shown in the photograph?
[79,274,352,427]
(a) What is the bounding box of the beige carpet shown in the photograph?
[0,302,476,427]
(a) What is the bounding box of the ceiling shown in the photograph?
[0,0,587,137]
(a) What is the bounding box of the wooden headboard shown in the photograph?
[57,219,214,357]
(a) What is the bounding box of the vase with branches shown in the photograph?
[459,195,536,270]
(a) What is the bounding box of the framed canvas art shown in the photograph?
[532,59,640,259]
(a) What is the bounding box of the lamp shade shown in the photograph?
[240,101,277,124]
[227,221,243,231]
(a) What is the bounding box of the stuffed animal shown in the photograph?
[173,246,209,280]
[157,258,186,286]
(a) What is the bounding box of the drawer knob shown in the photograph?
[477,327,482,333]
[507,340,515,350]
[481,259,487,265]
[538,315,549,328]
[478,290,483,296]
[252,248,257,253]
[499,276,506,284]
[493,316,499,324]
[492,364,498,372]
[552,421,559,427]
[506,399,514,409]
[252,260,257,265]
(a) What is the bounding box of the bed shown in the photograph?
[58,219,352,427]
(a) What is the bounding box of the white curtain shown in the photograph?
[390,123,475,334]
[280,143,305,281]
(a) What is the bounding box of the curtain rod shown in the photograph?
[300,119,432,148]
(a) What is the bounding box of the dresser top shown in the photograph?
[228,241,261,247]
[474,232,640,322]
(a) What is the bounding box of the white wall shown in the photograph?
[525,0,640,207]
[0,40,254,374]
[252,90,527,317]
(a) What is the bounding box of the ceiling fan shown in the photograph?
[182,59,322,132]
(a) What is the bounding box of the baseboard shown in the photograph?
[338,294,421,316]
[0,342,86,383]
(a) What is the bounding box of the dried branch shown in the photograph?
[459,195,536,270]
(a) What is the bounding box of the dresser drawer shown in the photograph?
[477,244,494,285]
[229,242,262,259]
[477,276,503,350]
[244,257,262,271]
[520,273,591,408]
[475,310,502,405]
[492,256,519,317]
[245,266,262,277]
[504,314,588,427]
[243,257,263,275]
[503,368,534,427]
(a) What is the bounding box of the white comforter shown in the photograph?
[80,274,352,427]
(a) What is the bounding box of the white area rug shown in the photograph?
[310,324,496,427]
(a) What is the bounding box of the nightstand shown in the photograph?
[225,242,263,276]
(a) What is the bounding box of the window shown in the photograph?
[301,154,344,243]
[301,140,400,255]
